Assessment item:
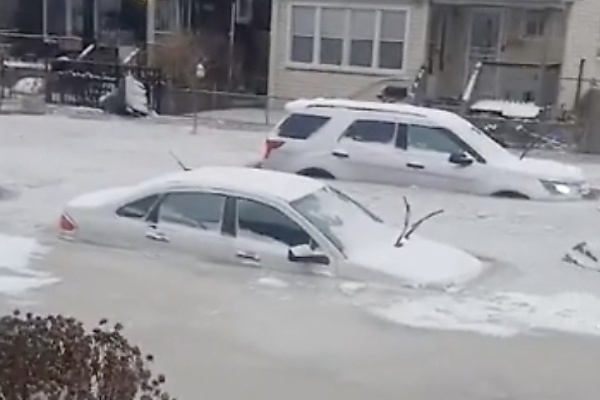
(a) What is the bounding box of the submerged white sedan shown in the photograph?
[58,166,482,288]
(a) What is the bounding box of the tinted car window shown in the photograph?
[237,198,312,247]
[342,120,396,144]
[158,192,225,231]
[278,113,330,139]
[407,125,466,154]
[116,194,160,219]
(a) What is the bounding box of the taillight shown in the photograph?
[59,213,77,232]
[263,138,284,159]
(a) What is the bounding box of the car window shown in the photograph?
[341,120,396,144]
[116,194,160,219]
[277,113,330,139]
[157,192,225,231]
[407,125,466,154]
[236,198,314,248]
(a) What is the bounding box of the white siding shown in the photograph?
[268,0,430,101]
[559,0,600,109]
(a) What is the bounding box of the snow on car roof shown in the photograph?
[285,97,462,126]
[141,166,325,202]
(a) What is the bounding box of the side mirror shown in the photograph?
[448,152,473,166]
[288,244,330,265]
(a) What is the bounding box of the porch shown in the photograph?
[422,0,570,108]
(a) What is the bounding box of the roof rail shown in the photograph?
[287,98,427,118]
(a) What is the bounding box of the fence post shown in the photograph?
[264,96,269,125]
[574,58,586,110]
[192,88,198,134]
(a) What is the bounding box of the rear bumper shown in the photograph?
[245,160,263,169]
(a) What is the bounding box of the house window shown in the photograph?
[291,6,316,63]
[320,8,345,65]
[156,0,179,33]
[379,11,406,69]
[289,5,408,71]
[350,10,376,67]
[523,10,545,38]
[235,0,253,24]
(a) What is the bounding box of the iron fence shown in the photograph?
[0,58,586,151]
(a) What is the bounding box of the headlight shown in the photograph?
[540,180,585,196]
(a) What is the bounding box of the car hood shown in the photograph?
[343,227,483,289]
[497,157,585,182]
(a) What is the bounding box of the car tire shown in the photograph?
[297,168,335,180]
[491,190,530,200]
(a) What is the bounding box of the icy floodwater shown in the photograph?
[0,232,58,297]
[2,112,600,398]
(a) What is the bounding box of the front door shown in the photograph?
[394,123,485,194]
[466,8,503,96]
[226,196,333,275]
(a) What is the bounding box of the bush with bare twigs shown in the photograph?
[0,310,173,400]
[153,31,234,90]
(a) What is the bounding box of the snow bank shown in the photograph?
[12,77,44,95]
[0,233,58,296]
[369,292,600,337]
[470,100,541,119]
[3,60,46,70]
[124,73,149,116]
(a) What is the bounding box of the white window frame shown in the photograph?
[155,0,180,34]
[521,9,546,39]
[235,0,253,24]
[285,2,410,75]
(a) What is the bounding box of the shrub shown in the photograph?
[0,310,173,400]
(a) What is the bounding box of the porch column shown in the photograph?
[146,0,156,65]
[65,0,73,36]
[42,0,48,40]
[536,9,551,106]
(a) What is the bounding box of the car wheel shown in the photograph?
[297,168,335,180]
[491,190,530,200]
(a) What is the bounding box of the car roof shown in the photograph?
[285,97,465,127]
[139,166,325,202]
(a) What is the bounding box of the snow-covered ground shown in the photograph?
[3,112,600,397]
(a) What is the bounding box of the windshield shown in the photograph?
[290,186,383,253]
[448,117,513,160]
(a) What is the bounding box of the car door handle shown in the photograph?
[332,149,349,158]
[406,162,425,170]
[145,230,169,242]
[236,250,261,263]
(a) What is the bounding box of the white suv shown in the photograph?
[258,98,590,201]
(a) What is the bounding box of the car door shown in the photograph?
[224,196,334,275]
[83,193,164,250]
[142,190,233,264]
[326,118,406,184]
[392,123,486,193]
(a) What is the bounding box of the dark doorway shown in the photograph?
[120,0,146,43]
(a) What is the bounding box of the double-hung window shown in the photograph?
[289,5,408,72]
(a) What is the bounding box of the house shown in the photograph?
[267,0,600,111]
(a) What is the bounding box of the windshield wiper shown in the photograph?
[394,197,444,247]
